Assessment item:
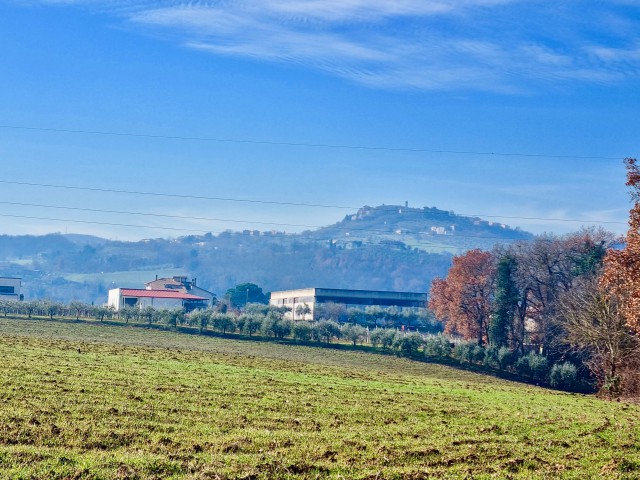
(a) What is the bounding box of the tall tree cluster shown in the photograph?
[429,158,640,395]
[429,228,620,391]
[430,232,609,350]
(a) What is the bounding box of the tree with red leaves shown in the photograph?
[601,158,640,334]
[429,249,495,345]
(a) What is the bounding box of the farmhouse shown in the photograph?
[107,288,208,312]
[0,277,23,301]
[270,287,428,321]
[144,276,215,306]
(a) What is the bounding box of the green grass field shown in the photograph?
[1,318,638,479]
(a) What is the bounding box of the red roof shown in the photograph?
[119,289,207,301]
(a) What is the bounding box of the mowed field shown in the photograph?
[1,319,639,479]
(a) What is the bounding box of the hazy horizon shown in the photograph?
[1,1,637,241]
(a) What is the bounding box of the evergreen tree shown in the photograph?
[489,255,519,348]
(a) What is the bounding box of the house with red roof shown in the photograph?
[144,276,215,305]
[107,287,209,312]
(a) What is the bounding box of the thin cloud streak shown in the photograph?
[13,0,640,91]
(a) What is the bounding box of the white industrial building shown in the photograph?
[0,277,22,301]
[270,287,428,321]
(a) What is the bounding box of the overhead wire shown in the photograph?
[0,200,320,229]
[0,124,628,243]
[0,124,624,160]
[0,180,354,210]
[0,180,626,226]
[0,202,612,249]
[0,213,463,251]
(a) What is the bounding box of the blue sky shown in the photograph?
[0,0,638,240]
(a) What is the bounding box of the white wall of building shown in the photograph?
[108,288,196,311]
[270,288,316,320]
[107,288,122,310]
[138,297,183,309]
[270,287,428,322]
[0,277,22,300]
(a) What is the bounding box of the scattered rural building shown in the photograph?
[0,277,23,301]
[144,276,215,305]
[107,288,209,312]
[270,287,428,321]
[107,275,214,312]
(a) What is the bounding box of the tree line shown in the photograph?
[4,160,640,396]
[1,297,586,392]
[429,158,640,397]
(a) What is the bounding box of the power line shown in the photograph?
[0,213,206,233]
[0,124,624,160]
[0,200,471,245]
[0,180,626,226]
[0,200,627,248]
[0,201,320,229]
[0,180,353,210]
[0,204,615,246]
[0,212,463,251]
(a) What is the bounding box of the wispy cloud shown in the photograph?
[18,0,640,92]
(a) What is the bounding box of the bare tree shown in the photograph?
[507,228,612,353]
[554,277,640,396]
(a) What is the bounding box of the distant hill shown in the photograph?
[0,205,534,303]
[307,205,533,253]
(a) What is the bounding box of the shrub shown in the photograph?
[515,352,550,382]
[497,347,515,370]
[242,315,263,336]
[470,344,485,364]
[342,324,367,346]
[424,335,452,358]
[292,322,313,342]
[369,329,384,347]
[380,329,399,350]
[453,342,472,364]
[549,362,578,391]
[515,355,531,377]
[394,333,424,357]
[528,353,550,382]
[483,346,500,369]
[312,320,341,343]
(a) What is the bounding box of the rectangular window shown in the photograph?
[0,286,15,294]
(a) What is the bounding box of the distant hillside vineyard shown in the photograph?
[0,205,533,303]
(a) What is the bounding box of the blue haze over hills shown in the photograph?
[0,205,533,304]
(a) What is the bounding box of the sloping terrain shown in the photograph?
[309,205,533,253]
[0,318,638,479]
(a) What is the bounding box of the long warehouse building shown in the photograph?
[269,287,428,321]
